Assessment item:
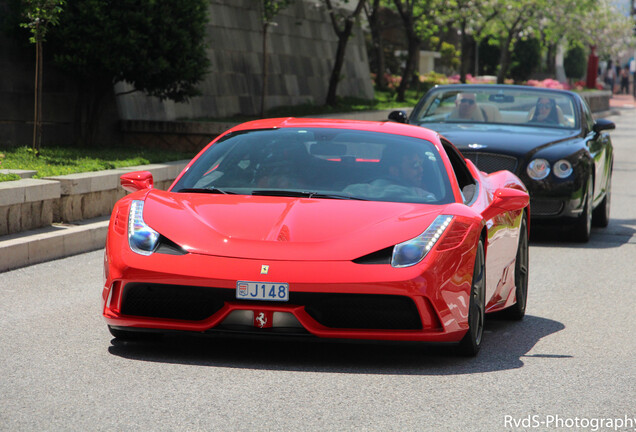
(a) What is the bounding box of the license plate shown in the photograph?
[236,281,289,301]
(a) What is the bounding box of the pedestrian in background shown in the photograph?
[619,66,630,95]
[604,61,615,94]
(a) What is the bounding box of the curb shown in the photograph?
[0,216,109,273]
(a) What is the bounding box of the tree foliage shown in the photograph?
[564,43,587,81]
[48,0,210,146]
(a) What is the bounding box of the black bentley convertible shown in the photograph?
[389,84,615,242]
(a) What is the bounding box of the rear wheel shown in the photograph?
[571,176,593,242]
[502,215,528,320]
[458,239,486,356]
[592,172,611,227]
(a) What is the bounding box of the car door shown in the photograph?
[581,100,609,204]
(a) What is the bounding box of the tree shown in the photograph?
[509,37,540,82]
[392,0,435,101]
[259,0,293,118]
[563,43,586,82]
[486,0,544,84]
[429,0,498,83]
[324,0,367,106]
[49,0,210,146]
[364,0,388,90]
[20,0,64,156]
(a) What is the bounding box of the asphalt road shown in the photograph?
[1,112,635,432]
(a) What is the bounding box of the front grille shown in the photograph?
[122,283,232,321]
[297,293,422,330]
[530,198,564,216]
[121,283,422,330]
[462,152,517,174]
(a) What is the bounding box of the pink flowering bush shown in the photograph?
[525,78,569,90]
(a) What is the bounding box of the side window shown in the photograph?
[581,99,595,134]
[441,139,477,204]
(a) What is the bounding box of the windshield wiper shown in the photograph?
[176,187,235,195]
[251,190,367,200]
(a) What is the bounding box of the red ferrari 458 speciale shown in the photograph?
[103,118,530,355]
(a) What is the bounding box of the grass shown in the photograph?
[0,89,423,182]
[0,146,196,181]
[191,89,423,123]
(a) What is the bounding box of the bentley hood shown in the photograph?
[140,190,447,261]
[423,123,580,158]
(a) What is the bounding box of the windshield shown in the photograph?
[410,87,579,130]
[172,127,454,204]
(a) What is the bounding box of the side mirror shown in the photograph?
[120,171,154,193]
[481,187,529,221]
[593,118,615,133]
[388,110,408,123]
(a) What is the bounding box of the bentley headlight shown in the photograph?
[391,215,454,268]
[553,159,573,178]
[128,200,160,255]
[527,158,550,180]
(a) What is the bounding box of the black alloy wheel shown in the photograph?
[458,239,486,356]
[592,171,612,227]
[572,176,593,242]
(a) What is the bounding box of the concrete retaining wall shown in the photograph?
[0,161,188,236]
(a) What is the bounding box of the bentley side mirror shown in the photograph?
[388,110,408,123]
[593,118,615,133]
[120,171,154,193]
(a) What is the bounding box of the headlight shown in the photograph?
[527,158,550,180]
[391,215,454,268]
[553,159,573,178]
[128,200,160,255]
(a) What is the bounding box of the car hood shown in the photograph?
[142,190,446,261]
[420,123,580,157]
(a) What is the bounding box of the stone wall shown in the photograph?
[115,0,374,121]
[1,1,373,148]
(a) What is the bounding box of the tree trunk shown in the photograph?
[396,34,419,102]
[326,18,354,106]
[260,23,269,118]
[459,20,467,83]
[367,0,386,90]
[496,33,514,84]
[32,41,43,156]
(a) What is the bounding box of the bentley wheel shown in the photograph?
[571,177,593,242]
[502,215,528,320]
[592,172,611,227]
[458,239,486,356]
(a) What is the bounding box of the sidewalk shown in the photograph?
[609,93,635,110]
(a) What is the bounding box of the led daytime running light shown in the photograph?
[392,215,454,268]
[128,200,160,256]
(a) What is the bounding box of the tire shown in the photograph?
[592,171,611,228]
[571,176,593,242]
[501,215,529,320]
[108,325,158,341]
[458,239,486,356]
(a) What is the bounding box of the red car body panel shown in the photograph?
[103,118,528,344]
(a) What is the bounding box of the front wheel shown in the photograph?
[571,176,593,242]
[458,239,486,356]
[592,171,611,227]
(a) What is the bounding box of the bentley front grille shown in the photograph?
[530,198,564,216]
[462,152,518,174]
